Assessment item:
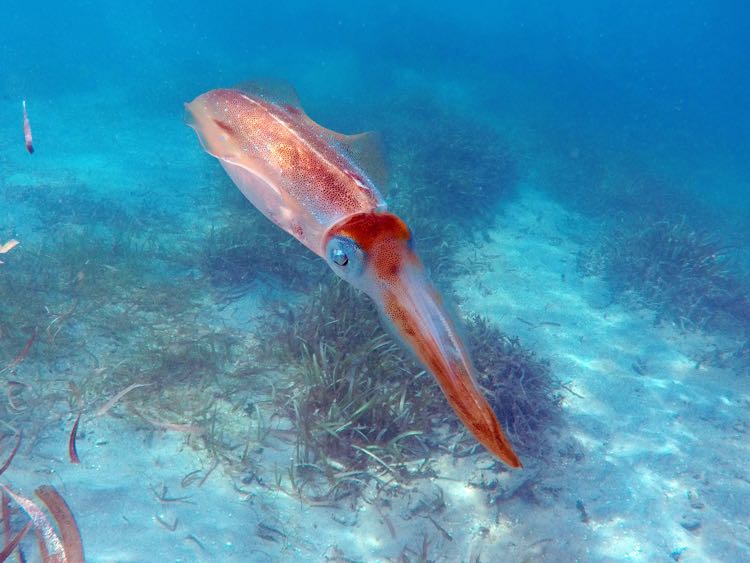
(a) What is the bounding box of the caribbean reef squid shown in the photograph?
[185,81,521,468]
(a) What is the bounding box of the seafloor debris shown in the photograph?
[95,382,153,417]
[35,486,85,562]
[128,404,203,435]
[0,432,22,477]
[0,240,19,254]
[0,239,20,264]
[0,519,32,561]
[0,329,37,375]
[1,484,84,563]
[68,413,82,464]
[578,216,749,332]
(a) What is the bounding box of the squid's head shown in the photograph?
[324,212,521,468]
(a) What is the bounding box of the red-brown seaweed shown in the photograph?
[0,485,64,562]
[0,329,37,375]
[68,415,81,464]
[0,521,32,562]
[95,382,152,417]
[35,486,85,563]
[0,433,22,477]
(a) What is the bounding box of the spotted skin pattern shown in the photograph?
[186,88,384,255]
[186,86,521,468]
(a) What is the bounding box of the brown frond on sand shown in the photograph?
[0,432,22,477]
[0,240,19,254]
[1,491,15,560]
[128,404,203,434]
[95,382,153,417]
[0,521,32,561]
[68,414,82,464]
[6,381,29,412]
[35,485,85,563]
[0,329,37,375]
[0,485,65,562]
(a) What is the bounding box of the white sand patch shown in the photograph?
[450,188,750,561]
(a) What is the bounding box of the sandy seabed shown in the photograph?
[1,91,749,562]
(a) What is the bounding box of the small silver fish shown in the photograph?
[22,100,34,154]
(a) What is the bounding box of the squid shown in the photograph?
[22,100,33,154]
[185,82,521,467]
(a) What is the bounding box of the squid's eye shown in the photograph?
[326,235,365,280]
[331,247,348,266]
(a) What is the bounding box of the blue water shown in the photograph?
[1,2,749,561]
[4,2,749,242]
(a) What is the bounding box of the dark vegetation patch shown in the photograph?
[380,94,518,235]
[0,180,242,434]
[468,315,562,459]
[261,280,561,473]
[531,125,698,222]
[199,183,326,300]
[0,181,179,237]
[0,224,178,363]
[579,217,750,332]
[578,215,750,372]
[538,136,750,370]
[0,180,294,507]
[260,280,439,469]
